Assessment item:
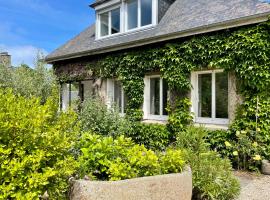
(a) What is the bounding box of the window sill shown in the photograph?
[141,119,229,130]
[142,119,167,125]
[95,25,155,41]
[194,123,228,130]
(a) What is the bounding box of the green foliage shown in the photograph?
[167,98,193,133]
[206,93,270,170]
[190,151,240,200]
[79,97,130,137]
[79,98,173,151]
[128,123,173,151]
[86,20,270,135]
[176,126,240,200]
[207,129,267,171]
[0,89,79,199]
[78,134,186,181]
[0,53,57,103]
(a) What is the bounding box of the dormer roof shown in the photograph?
[46,0,270,63]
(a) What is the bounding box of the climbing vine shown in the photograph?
[88,20,270,129]
[50,17,269,170]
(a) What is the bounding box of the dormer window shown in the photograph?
[96,0,157,39]
[99,7,121,37]
[126,0,152,30]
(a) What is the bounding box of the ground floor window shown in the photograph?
[191,70,229,125]
[61,82,81,110]
[144,75,169,120]
[107,79,127,114]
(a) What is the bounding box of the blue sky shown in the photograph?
[0,0,95,66]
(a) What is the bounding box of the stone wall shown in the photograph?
[70,167,192,200]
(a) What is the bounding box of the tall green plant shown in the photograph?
[176,126,240,200]
[0,89,79,199]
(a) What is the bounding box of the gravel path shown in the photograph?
[234,171,270,200]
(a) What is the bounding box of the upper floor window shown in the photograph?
[126,0,153,30]
[99,7,121,37]
[96,0,156,38]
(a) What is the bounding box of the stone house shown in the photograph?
[45,0,270,129]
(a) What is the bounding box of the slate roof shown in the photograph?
[46,0,270,63]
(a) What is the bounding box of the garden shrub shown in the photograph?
[79,97,130,137]
[176,126,240,200]
[207,129,267,171]
[0,89,79,199]
[205,93,270,171]
[128,123,173,151]
[79,98,173,151]
[78,133,186,181]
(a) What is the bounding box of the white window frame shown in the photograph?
[125,0,157,32]
[191,69,229,125]
[97,5,122,38]
[107,79,126,115]
[95,0,157,39]
[143,75,168,121]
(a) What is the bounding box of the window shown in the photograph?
[144,76,169,120]
[61,82,81,111]
[126,0,153,30]
[96,0,157,38]
[127,0,138,30]
[191,70,229,125]
[107,79,127,114]
[141,0,152,26]
[99,7,120,37]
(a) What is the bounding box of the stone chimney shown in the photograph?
[0,52,11,67]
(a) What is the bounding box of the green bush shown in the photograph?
[79,97,130,137]
[0,89,79,199]
[176,126,240,200]
[128,123,173,151]
[206,93,270,171]
[189,151,240,200]
[79,98,173,151]
[78,133,186,181]
[206,129,266,171]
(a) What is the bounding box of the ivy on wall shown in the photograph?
[55,20,270,134]
[87,20,270,129]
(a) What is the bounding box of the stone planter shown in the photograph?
[70,167,192,200]
[262,160,270,175]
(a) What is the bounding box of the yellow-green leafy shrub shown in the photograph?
[78,134,186,181]
[0,89,79,199]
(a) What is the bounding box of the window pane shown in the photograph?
[150,78,160,115]
[100,12,109,36]
[162,79,168,115]
[111,8,120,34]
[216,72,228,118]
[198,74,212,118]
[141,0,152,26]
[70,83,79,109]
[127,0,138,30]
[114,81,122,112]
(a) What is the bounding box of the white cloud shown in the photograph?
[0,44,48,67]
